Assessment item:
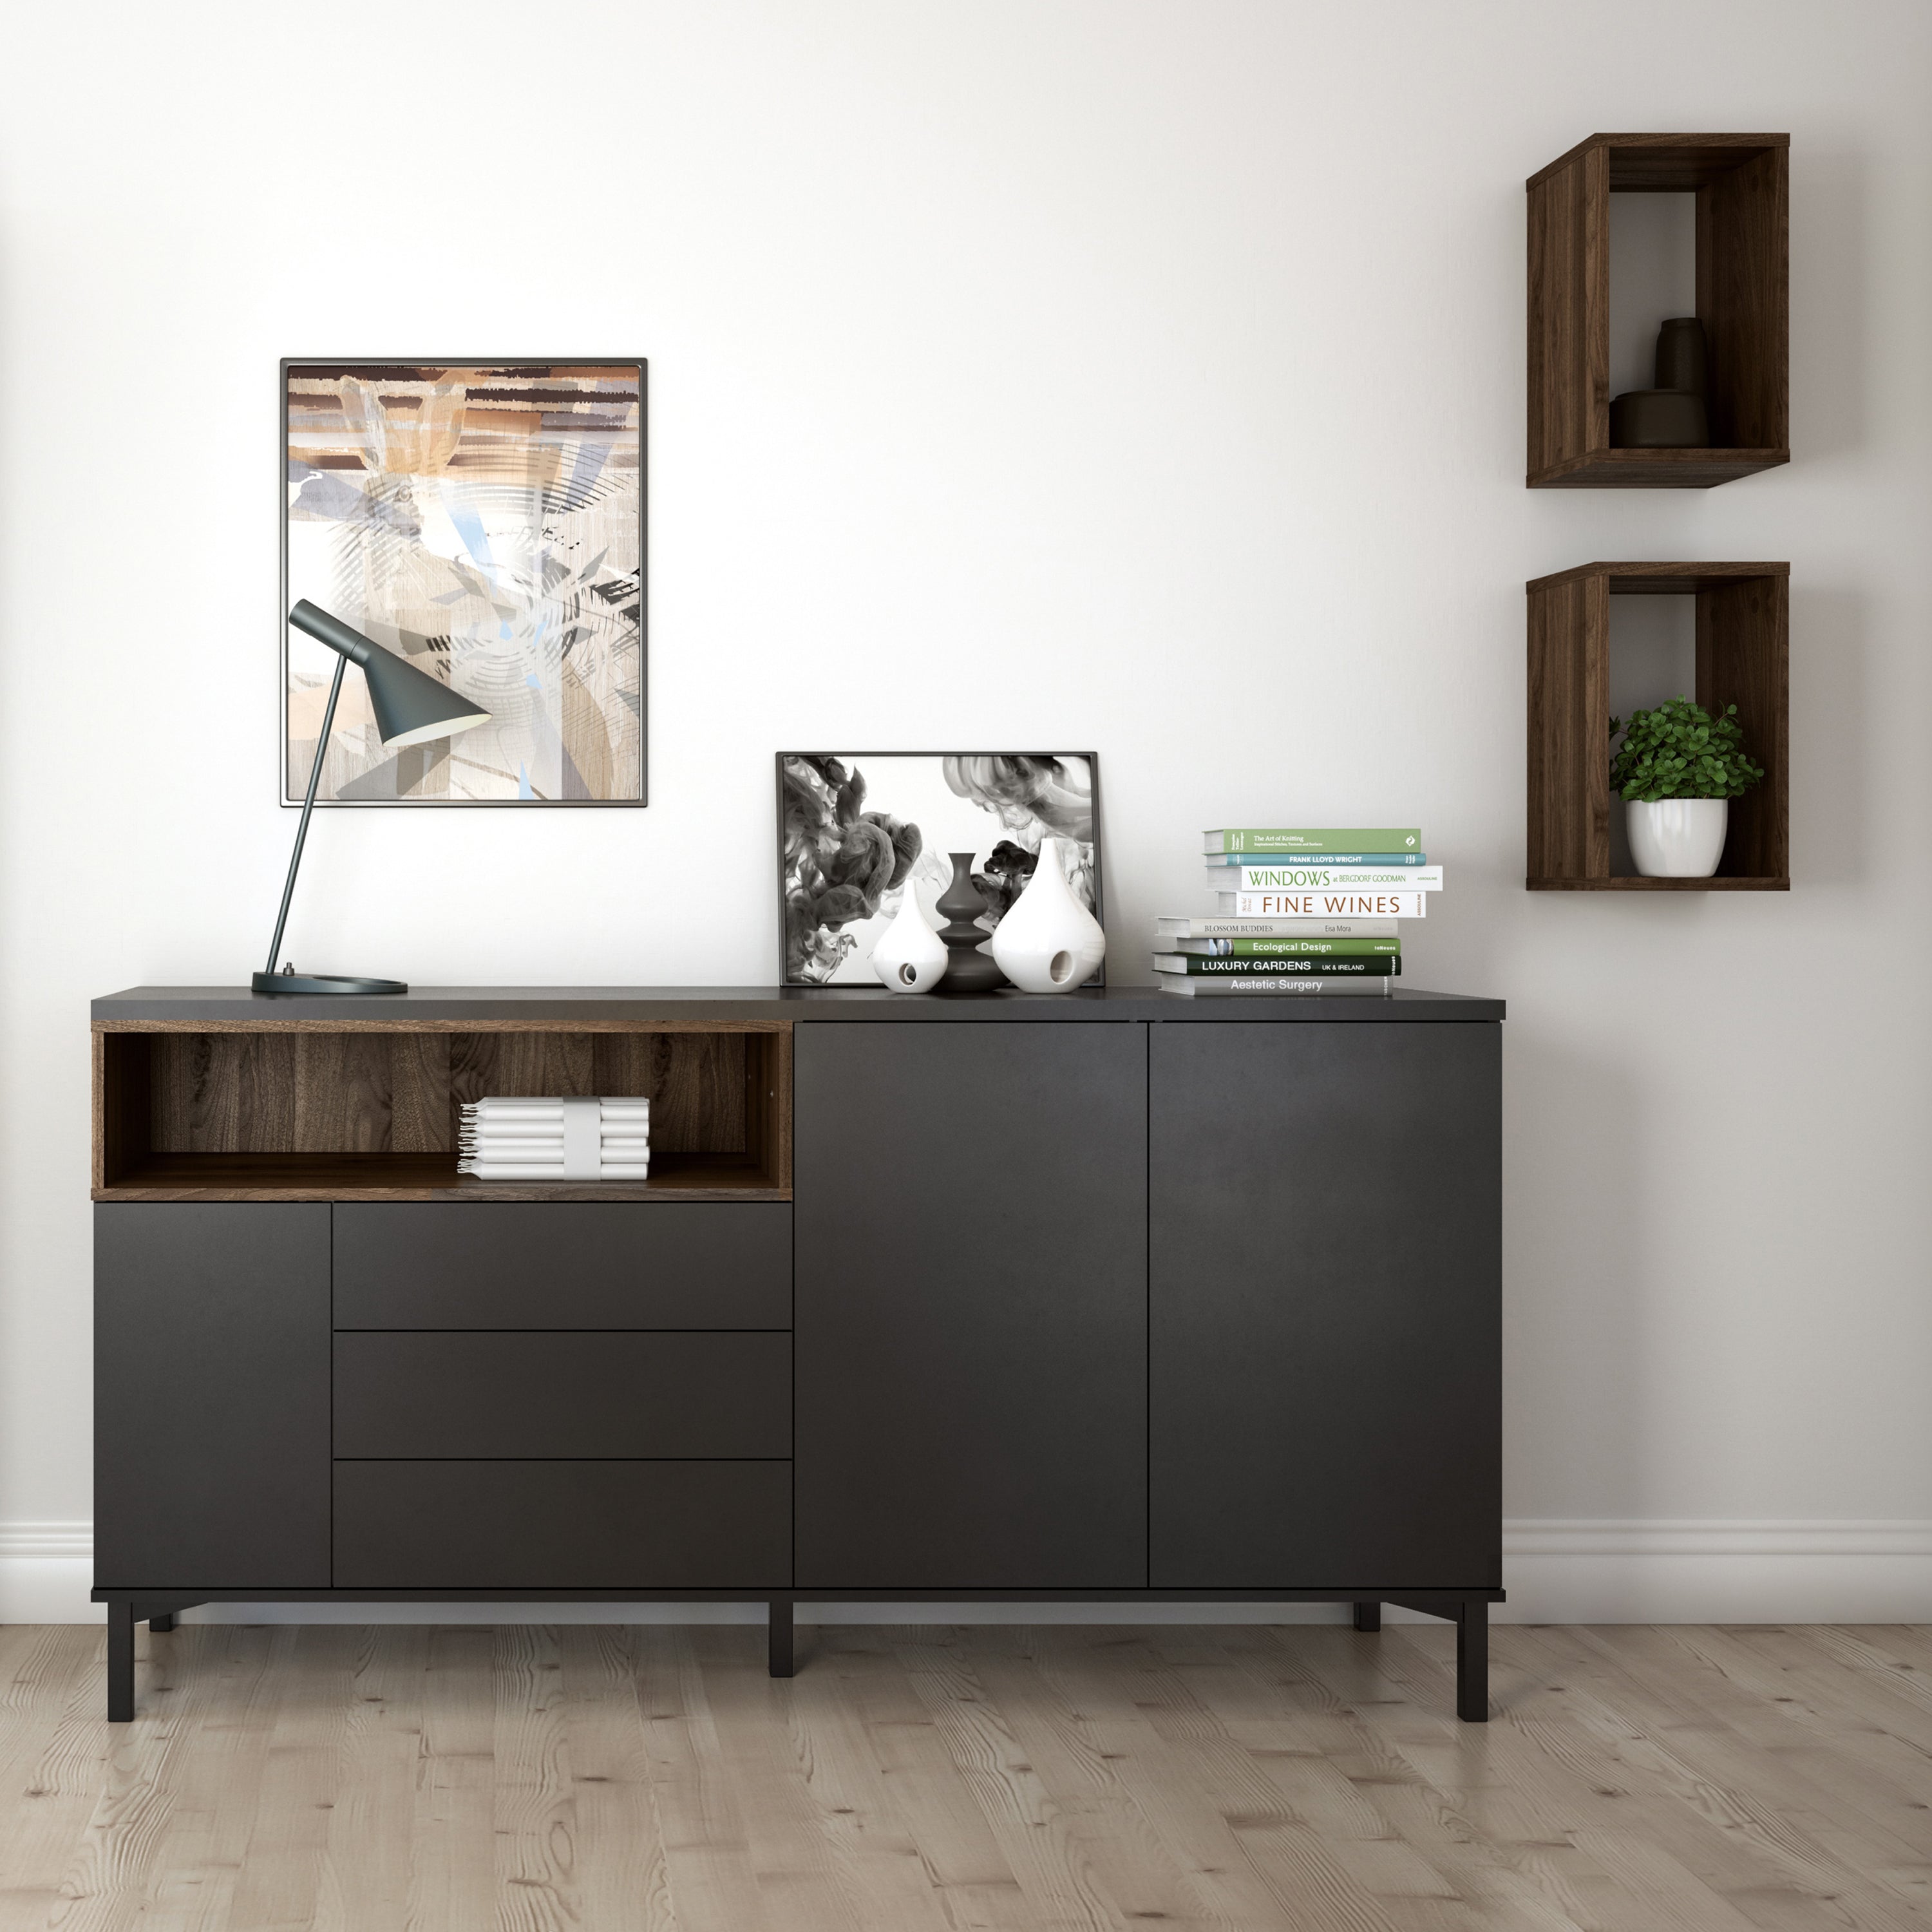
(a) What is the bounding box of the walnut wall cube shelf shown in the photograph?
[1526,562,1788,891]
[1528,134,1788,488]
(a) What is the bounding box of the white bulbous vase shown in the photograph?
[869,886,948,992]
[989,837,1107,992]
[1627,797,1728,878]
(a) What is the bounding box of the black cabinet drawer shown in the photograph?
[334,1460,791,1587]
[334,1332,791,1459]
[333,1203,791,1329]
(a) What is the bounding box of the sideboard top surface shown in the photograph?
[93,985,1506,1027]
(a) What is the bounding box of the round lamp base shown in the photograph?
[251,972,408,996]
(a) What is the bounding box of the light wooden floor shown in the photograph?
[3,1620,1930,1931]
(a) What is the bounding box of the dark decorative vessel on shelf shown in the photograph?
[934,853,1009,993]
[1610,317,1710,449]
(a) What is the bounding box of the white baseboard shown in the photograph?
[1499,1519,1932,1624]
[0,1522,93,1558]
[6,1521,1928,1626]
[0,1525,99,1624]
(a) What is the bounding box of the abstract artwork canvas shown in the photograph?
[778,753,1103,985]
[283,360,645,804]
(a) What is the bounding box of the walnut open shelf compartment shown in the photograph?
[93,1023,793,1200]
[1528,134,1788,489]
[1526,562,1788,892]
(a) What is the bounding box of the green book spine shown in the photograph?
[1204,828,1421,855]
[1225,937,1398,958]
[1164,936,1400,957]
[1157,954,1399,976]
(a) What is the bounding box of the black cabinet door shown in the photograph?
[795,1021,1147,1589]
[95,1204,332,1587]
[1150,1023,1501,1589]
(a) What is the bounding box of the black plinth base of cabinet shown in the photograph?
[95,1586,1497,1723]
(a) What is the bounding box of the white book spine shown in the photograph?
[458,1163,652,1180]
[462,1097,650,1117]
[1154,917,1399,938]
[1223,891,1427,918]
[1209,864,1443,890]
[1158,977,1393,996]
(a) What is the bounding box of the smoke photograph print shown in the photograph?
[777,752,1103,987]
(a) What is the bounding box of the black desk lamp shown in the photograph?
[254,600,492,995]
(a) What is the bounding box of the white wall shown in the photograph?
[3,0,1929,1622]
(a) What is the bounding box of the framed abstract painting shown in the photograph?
[777,752,1104,986]
[282,359,645,804]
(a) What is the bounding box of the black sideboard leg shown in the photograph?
[768,1600,795,1678]
[1352,1601,1381,1633]
[147,1613,176,1634]
[1456,1598,1488,1722]
[106,1602,135,1723]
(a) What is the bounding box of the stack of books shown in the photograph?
[1153,826,1439,996]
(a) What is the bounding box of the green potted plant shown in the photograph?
[1609,696,1765,877]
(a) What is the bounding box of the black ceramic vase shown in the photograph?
[933,853,1009,994]
[1654,316,1707,394]
[1609,316,1711,448]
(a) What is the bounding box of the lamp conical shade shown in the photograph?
[362,649,493,750]
[288,600,492,750]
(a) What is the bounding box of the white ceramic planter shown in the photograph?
[989,837,1107,992]
[1627,797,1728,878]
[869,886,948,992]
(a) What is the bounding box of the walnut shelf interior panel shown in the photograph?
[94,1026,793,1200]
[1526,562,1788,893]
[1527,133,1788,489]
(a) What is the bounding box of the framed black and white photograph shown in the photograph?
[777,753,1103,987]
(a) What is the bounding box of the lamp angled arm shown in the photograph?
[260,649,350,984]
[252,600,492,997]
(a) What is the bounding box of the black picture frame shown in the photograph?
[776,752,1104,989]
[279,356,648,806]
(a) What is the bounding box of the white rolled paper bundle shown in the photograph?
[457,1095,650,1180]
[460,1163,655,1179]
[460,1099,649,1121]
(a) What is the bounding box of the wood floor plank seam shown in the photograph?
[1,1624,1931,1931]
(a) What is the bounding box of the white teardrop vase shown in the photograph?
[869,885,949,992]
[989,837,1107,992]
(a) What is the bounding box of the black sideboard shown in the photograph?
[91,984,1504,1719]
